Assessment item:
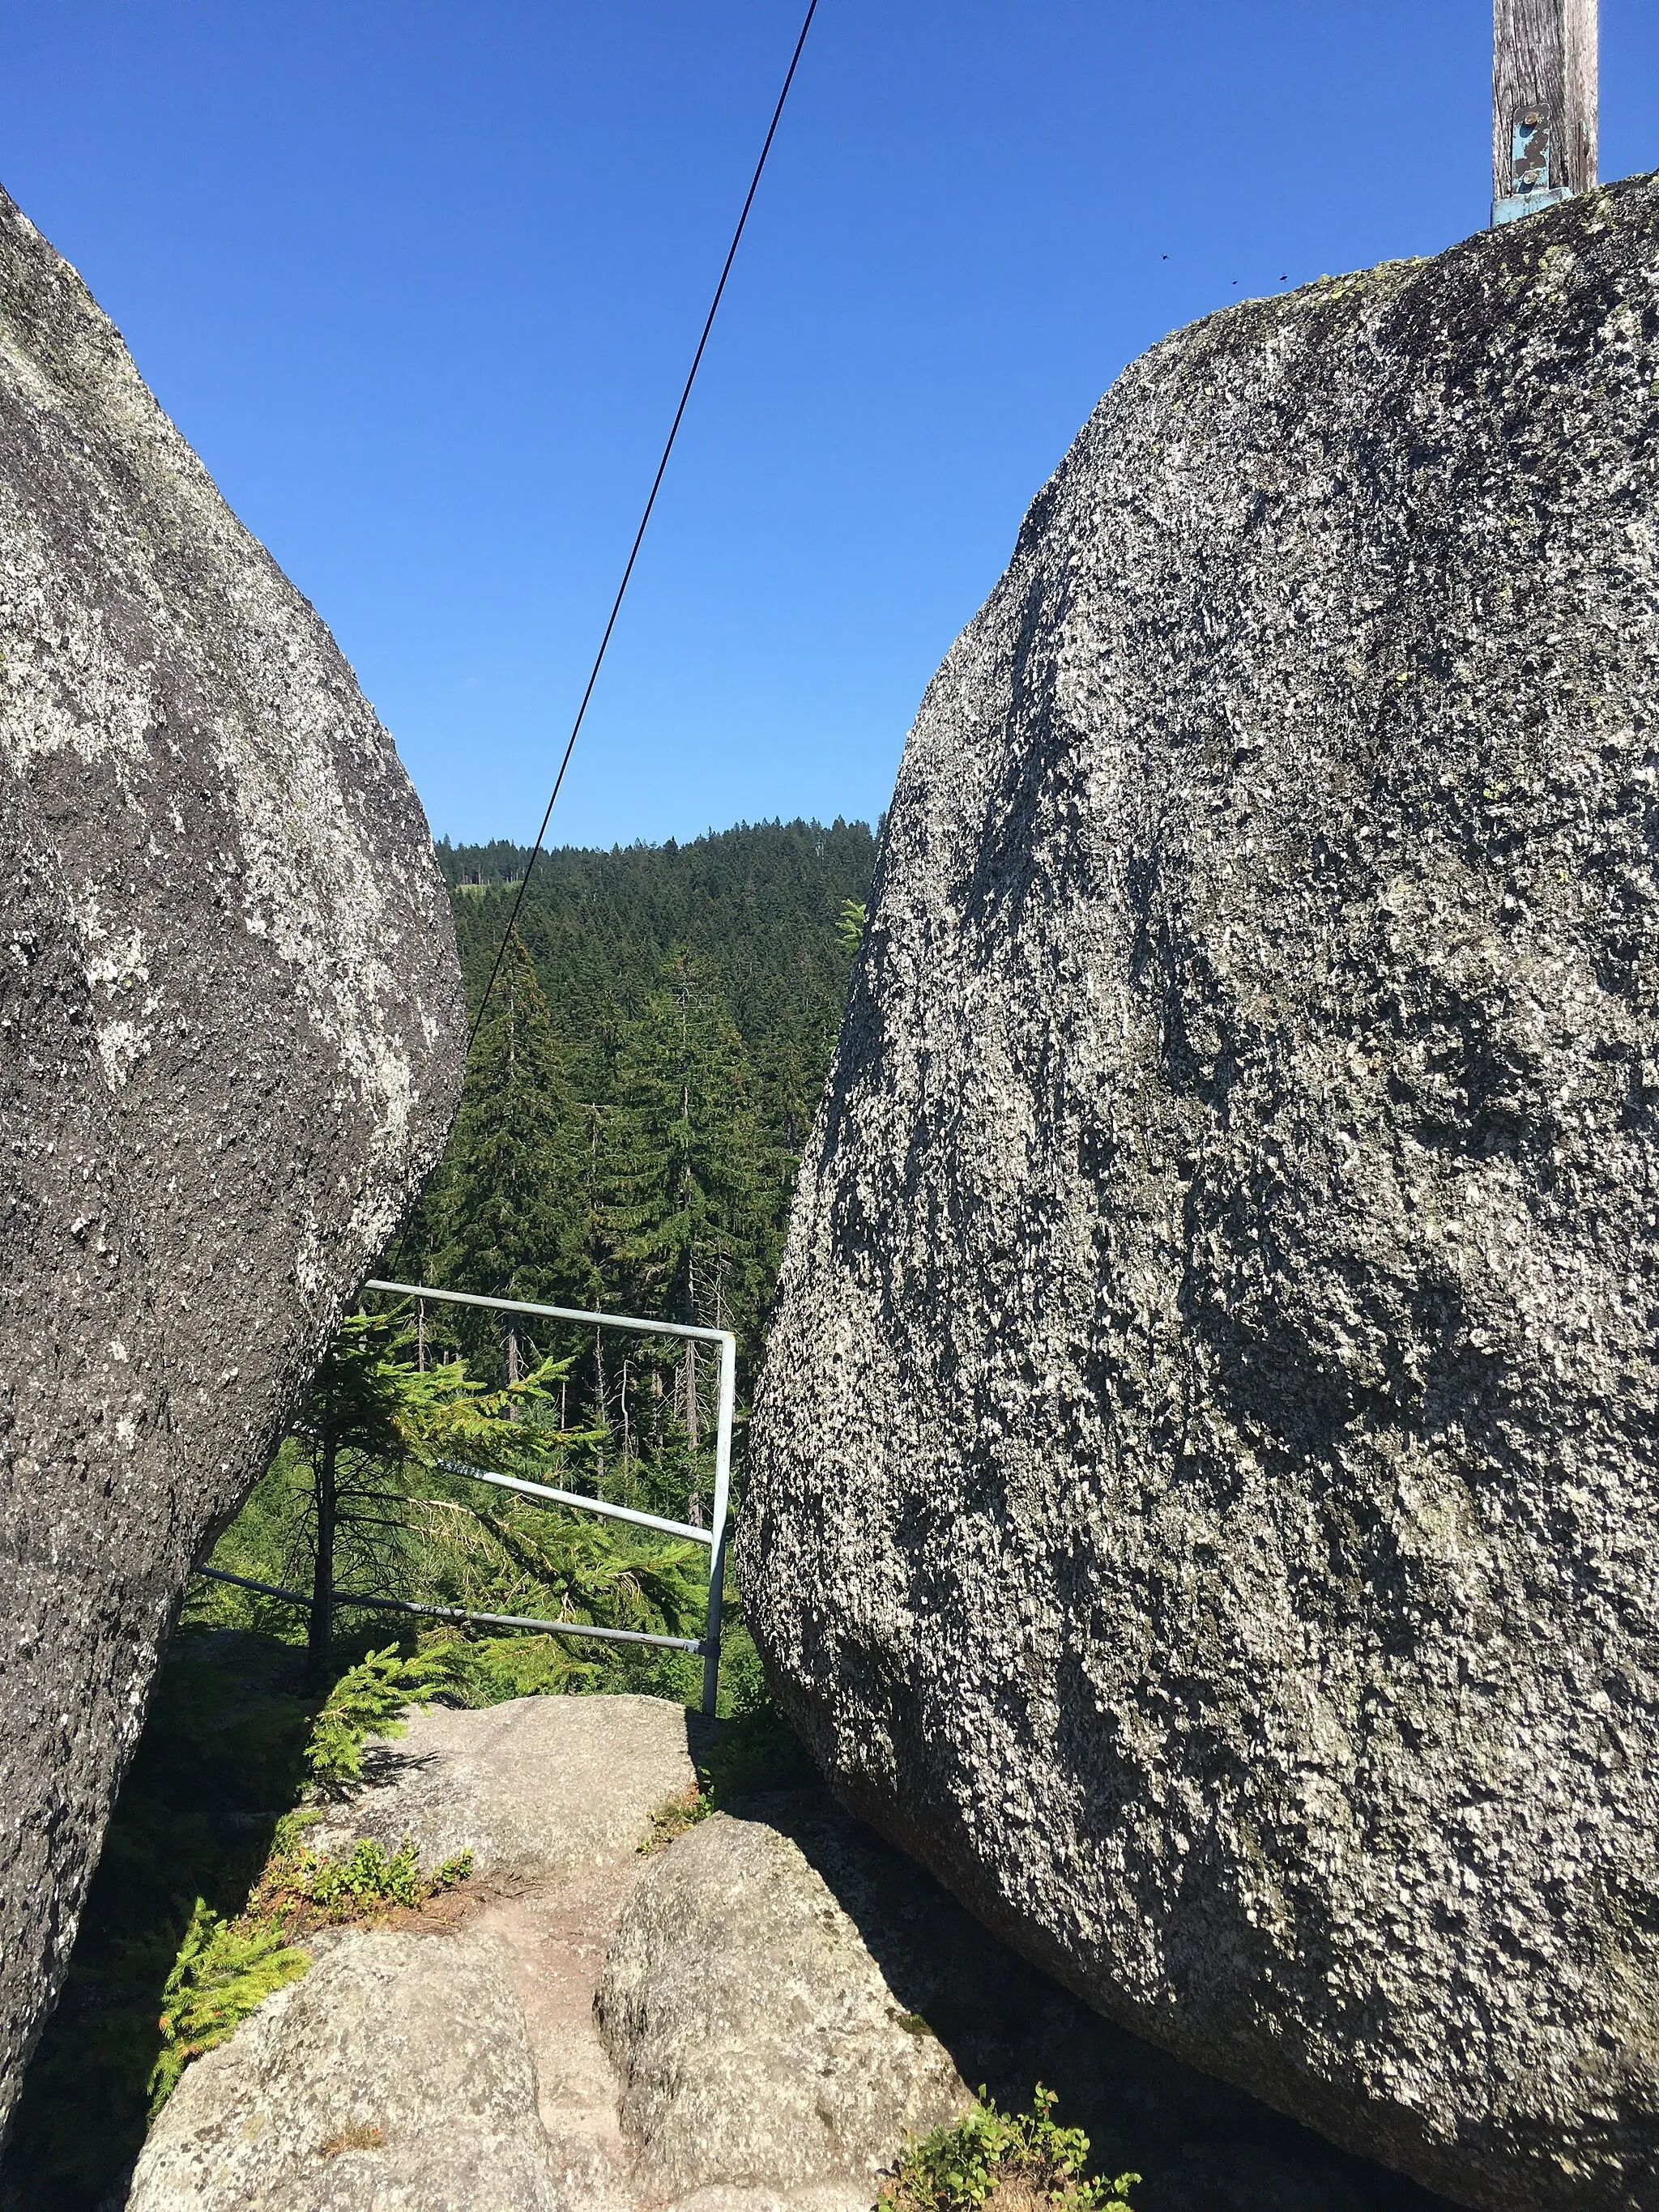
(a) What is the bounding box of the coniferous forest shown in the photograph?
[429,812,878,1359]
[200,812,881,1685]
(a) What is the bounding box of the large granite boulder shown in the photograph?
[126,1930,560,2212]
[743,173,1659,2211]
[0,185,463,2129]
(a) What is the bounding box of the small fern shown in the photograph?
[879,2088,1137,2212]
[147,1900,309,2115]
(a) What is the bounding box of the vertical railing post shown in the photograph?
[701,1332,737,1719]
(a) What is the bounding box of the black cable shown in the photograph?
[467,0,821,1050]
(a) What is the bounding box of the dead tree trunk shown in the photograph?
[1494,0,1597,221]
[309,1435,337,1678]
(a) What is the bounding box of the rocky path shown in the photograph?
[125,1695,1455,2212]
[475,1865,642,2212]
[126,1694,703,2212]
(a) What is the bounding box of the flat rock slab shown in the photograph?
[126,1929,559,2212]
[306,1693,706,1883]
[744,173,1659,2210]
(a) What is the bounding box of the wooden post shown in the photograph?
[1494,0,1597,224]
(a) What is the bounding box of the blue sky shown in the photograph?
[3,2,1657,849]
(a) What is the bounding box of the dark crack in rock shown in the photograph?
[744,176,1659,2212]
[0,184,463,2129]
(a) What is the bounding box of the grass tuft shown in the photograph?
[639,1781,714,1853]
[320,2121,386,2156]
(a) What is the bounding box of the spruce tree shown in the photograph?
[599,951,768,1493]
[600,952,766,1332]
[441,928,581,1381]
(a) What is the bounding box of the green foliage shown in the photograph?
[409,817,879,1430]
[304,1644,460,1785]
[837,897,868,953]
[880,2089,1138,2212]
[441,1629,607,1702]
[598,950,770,1342]
[307,1306,433,1465]
[443,924,582,1311]
[147,1899,309,2116]
[192,1347,711,1703]
[284,1837,475,1918]
[433,820,877,1132]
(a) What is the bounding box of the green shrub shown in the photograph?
[304,1837,427,1913]
[292,1836,474,1918]
[879,2088,1137,2212]
[146,1900,309,2115]
[305,1645,459,1785]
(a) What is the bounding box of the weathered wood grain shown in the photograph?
[1494,0,1597,202]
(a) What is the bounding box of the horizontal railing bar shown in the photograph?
[365,1277,736,1349]
[193,1565,318,1609]
[192,1564,705,1653]
[332,1591,705,1651]
[429,1455,713,1545]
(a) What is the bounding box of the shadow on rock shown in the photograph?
[731,1790,1451,2212]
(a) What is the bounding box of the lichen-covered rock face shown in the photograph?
[596,1805,973,2198]
[126,1932,561,2212]
[743,174,1659,2212]
[0,185,463,2127]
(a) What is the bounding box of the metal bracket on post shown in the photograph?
[1492,0,1597,227]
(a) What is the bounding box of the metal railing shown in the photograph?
[196,1277,736,1716]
